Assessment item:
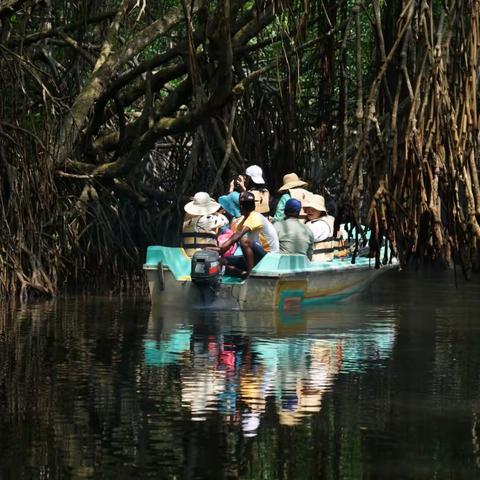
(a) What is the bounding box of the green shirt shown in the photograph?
[273,193,291,222]
[274,217,314,259]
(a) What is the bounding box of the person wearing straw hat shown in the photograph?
[272,173,310,222]
[233,165,271,216]
[182,192,228,257]
[303,194,341,262]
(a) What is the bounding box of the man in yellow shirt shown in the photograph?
[219,192,279,277]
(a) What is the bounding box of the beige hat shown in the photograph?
[278,173,308,191]
[184,192,220,216]
[303,194,327,213]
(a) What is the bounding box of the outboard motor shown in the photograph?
[191,250,221,286]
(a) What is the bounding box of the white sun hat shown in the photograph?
[303,193,327,213]
[196,213,229,231]
[184,192,221,216]
[245,165,266,184]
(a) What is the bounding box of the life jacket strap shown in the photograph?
[181,230,217,251]
[313,247,336,254]
[182,243,216,249]
[181,232,217,239]
[313,237,345,255]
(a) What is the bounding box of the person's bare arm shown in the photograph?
[219,225,250,254]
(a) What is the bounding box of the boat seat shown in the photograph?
[251,253,311,276]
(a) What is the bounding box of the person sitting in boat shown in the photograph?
[245,165,270,216]
[219,191,279,277]
[274,198,314,259]
[218,191,241,220]
[217,192,241,258]
[182,192,228,257]
[303,194,346,261]
[233,165,271,216]
[272,173,310,222]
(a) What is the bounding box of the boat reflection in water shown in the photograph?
[144,303,397,437]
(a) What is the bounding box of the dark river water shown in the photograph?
[1,269,480,479]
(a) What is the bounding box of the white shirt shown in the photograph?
[261,215,280,252]
[305,216,334,242]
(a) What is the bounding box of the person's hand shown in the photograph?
[236,175,246,191]
[229,179,235,192]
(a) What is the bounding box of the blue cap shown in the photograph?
[284,198,302,216]
[218,191,241,218]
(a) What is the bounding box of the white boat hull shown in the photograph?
[145,252,395,310]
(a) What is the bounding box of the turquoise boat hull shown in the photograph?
[143,246,397,310]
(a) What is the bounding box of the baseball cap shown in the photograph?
[245,165,265,184]
[284,198,302,216]
[239,191,256,204]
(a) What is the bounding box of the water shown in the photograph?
[1,270,480,479]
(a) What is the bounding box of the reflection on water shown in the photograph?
[145,306,396,432]
[1,271,480,479]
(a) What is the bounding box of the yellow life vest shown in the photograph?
[310,216,348,262]
[181,217,217,257]
[289,187,310,218]
[251,189,270,215]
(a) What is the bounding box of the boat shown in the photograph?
[143,246,397,310]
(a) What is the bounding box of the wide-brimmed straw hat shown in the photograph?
[184,192,220,216]
[278,173,308,191]
[303,194,327,213]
